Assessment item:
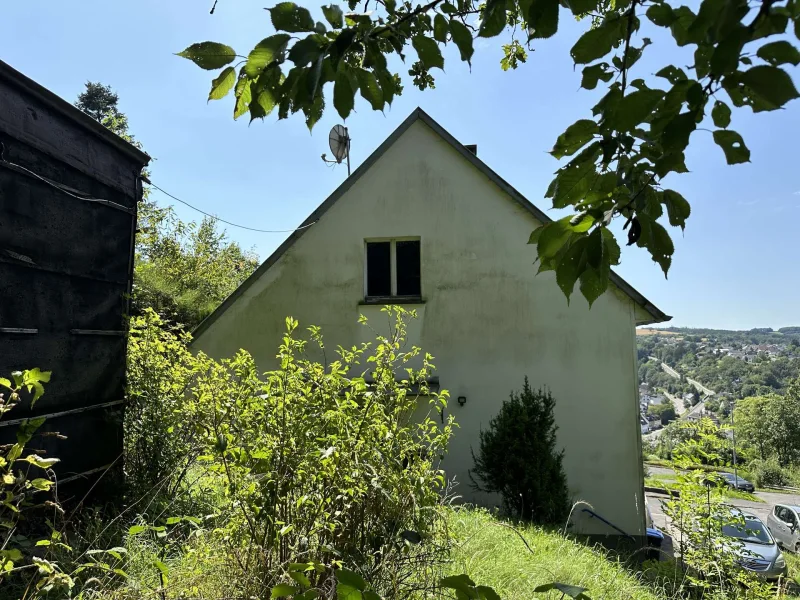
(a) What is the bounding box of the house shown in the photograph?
[192,108,670,543]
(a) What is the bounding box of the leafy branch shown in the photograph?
[179,0,800,305]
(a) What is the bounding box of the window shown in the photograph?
[365,239,421,300]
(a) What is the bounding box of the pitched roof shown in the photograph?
[193,107,670,338]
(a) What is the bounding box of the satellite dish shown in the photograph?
[329,125,350,163]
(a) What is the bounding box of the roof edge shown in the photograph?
[192,107,670,339]
[0,60,151,166]
[411,109,671,326]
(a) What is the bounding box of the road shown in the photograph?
[662,389,687,416]
[646,465,800,538]
[648,356,716,397]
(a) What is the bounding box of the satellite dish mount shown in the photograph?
[322,124,351,176]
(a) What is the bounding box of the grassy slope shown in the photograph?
[444,508,661,600]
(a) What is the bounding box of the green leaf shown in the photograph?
[646,4,676,26]
[655,65,687,85]
[551,120,598,159]
[23,455,59,469]
[570,17,623,64]
[601,227,620,264]
[581,63,613,90]
[434,14,449,42]
[208,67,236,101]
[694,45,712,79]
[606,89,663,132]
[16,417,45,445]
[440,574,478,595]
[579,265,609,307]
[713,129,750,164]
[334,69,355,119]
[152,559,169,578]
[711,100,731,128]
[648,220,674,276]
[29,478,53,491]
[412,36,444,70]
[660,112,696,152]
[566,0,597,16]
[24,368,51,384]
[0,377,10,389]
[756,40,800,66]
[669,6,697,46]
[476,586,502,600]
[290,570,312,587]
[534,583,591,600]
[537,219,574,259]
[177,42,237,70]
[234,77,253,120]
[128,525,147,535]
[337,569,367,591]
[449,19,474,63]
[271,584,300,598]
[739,65,800,111]
[479,0,507,37]
[321,4,344,28]
[270,2,316,32]
[653,151,689,177]
[528,0,559,39]
[356,69,383,110]
[337,584,362,600]
[288,34,327,67]
[556,237,589,300]
[244,35,291,77]
[663,189,691,229]
[251,68,283,121]
[710,26,748,76]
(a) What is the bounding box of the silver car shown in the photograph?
[723,512,788,580]
[767,504,800,553]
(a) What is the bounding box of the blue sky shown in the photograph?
[3,0,798,329]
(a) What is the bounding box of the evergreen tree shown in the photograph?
[470,378,570,524]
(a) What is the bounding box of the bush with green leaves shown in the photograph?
[144,306,455,597]
[125,308,205,513]
[470,379,570,524]
[749,456,789,488]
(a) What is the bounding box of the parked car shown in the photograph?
[767,504,800,553]
[645,497,664,560]
[719,472,755,493]
[723,511,787,580]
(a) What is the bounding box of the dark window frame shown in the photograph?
[364,238,422,301]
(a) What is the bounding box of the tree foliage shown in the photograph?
[470,379,571,524]
[133,205,259,329]
[734,383,800,466]
[75,82,259,330]
[181,0,799,305]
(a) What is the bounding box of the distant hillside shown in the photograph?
[637,326,800,400]
[637,326,800,346]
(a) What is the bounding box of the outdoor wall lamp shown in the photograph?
[457,396,467,406]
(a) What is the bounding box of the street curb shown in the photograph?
[645,486,679,497]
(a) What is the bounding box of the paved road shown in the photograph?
[648,356,716,397]
[646,465,800,542]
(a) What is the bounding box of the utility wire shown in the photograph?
[142,176,317,234]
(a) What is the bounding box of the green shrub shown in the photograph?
[749,457,789,487]
[469,379,570,525]
[125,309,204,514]
[183,307,455,597]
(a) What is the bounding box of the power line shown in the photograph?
[142,176,317,234]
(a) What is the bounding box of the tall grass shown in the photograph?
[443,508,662,600]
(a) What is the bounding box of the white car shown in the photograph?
[767,504,800,553]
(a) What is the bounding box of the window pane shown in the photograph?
[396,240,421,296]
[366,242,391,297]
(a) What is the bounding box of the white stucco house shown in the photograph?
[192,108,670,543]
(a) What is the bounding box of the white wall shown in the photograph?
[193,119,646,538]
